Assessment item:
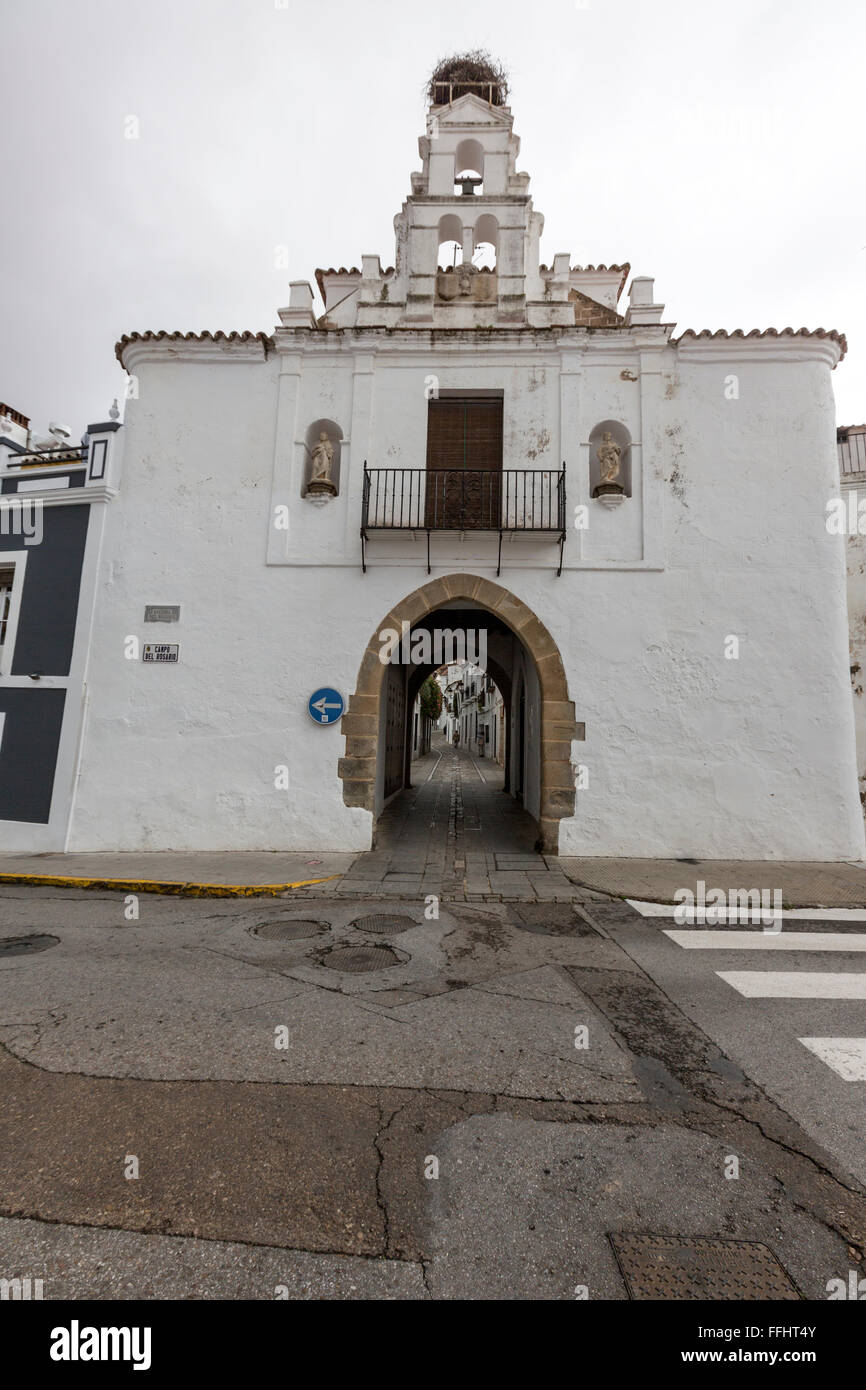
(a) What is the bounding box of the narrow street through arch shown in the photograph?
[337,731,576,901]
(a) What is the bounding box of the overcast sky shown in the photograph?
[1,0,863,436]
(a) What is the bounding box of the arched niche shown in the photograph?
[437,213,463,270]
[455,138,485,193]
[588,419,632,498]
[302,418,343,498]
[473,212,498,269]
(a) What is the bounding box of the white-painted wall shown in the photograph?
[63,91,864,861]
[842,474,866,812]
[63,334,864,860]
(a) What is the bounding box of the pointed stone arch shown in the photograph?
[338,574,581,852]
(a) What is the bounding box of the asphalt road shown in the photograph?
[0,884,863,1301]
[596,900,866,1192]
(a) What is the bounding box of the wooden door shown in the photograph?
[425,398,503,528]
[383,663,407,798]
[515,682,526,802]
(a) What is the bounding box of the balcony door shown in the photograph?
[425,397,503,529]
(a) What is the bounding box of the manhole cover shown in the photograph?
[0,934,59,956]
[609,1233,801,1300]
[350,914,416,936]
[252,920,329,941]
[319,944,403,973]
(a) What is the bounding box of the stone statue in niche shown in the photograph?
[598,432,622,484]
[592,430,626,503]
[457,262,477,296]
[307,431,337,497]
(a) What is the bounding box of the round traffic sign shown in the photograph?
[308,687,345,725]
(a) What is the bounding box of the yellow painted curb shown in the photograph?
[0,873,340,898]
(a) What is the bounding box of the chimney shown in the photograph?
[0,402,31,450]
[625,276,665,326]
[277,281,318,328]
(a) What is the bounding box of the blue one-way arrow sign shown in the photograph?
[308,687,345,725]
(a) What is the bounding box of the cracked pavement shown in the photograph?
[1,883,865,1300]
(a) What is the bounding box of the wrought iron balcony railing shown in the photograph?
[4,446,86,469]
[361,465,566,575]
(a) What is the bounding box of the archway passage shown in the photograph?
[338,575,582,854]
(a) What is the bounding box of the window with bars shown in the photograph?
[0,566,14,652]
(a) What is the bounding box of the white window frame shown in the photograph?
[0,549,27,677]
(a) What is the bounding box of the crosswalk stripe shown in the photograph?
[665,930,866,951]
[717,971,866,999]
[798,1038,866,1080]
[628,899,866,922]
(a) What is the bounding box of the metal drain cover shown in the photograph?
[252,919,328,942]
[609,1233,801,1300]
[0,934,59,956]
[320,944,402,973]
[350,914,416,936]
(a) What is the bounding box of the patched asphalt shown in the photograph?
[1,886,865,1298]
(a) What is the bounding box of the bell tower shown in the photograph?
[314,55,628,333]
[396,56,542,325]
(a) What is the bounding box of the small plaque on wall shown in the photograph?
[144,605,180,622]
[143,644,179,663]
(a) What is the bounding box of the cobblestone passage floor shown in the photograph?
[331,737,579,902]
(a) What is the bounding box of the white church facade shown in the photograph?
[3,65,863,860]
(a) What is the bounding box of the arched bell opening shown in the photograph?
[473,213,498,270]
[454,138,485,195]
[437,213,464,270]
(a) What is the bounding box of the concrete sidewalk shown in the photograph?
[0,850,358,896]
[1,847,866,906]
[559,857,866,908]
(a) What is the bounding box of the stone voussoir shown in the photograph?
[338,756,377,780]
[340,777,375,808]
[340,712,378,738]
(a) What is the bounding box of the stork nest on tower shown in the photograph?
[427,51,509,106]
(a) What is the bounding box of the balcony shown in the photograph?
[361,466,566,575]
[4,446,86,470]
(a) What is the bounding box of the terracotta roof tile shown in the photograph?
[315,265,397,303]
[540,262,630,298]
[674,326,847,361]
[576,262,631,295]
[541,262,629,273]
[115,330,272,365]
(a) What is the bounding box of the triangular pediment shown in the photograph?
[431,92,513,129]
